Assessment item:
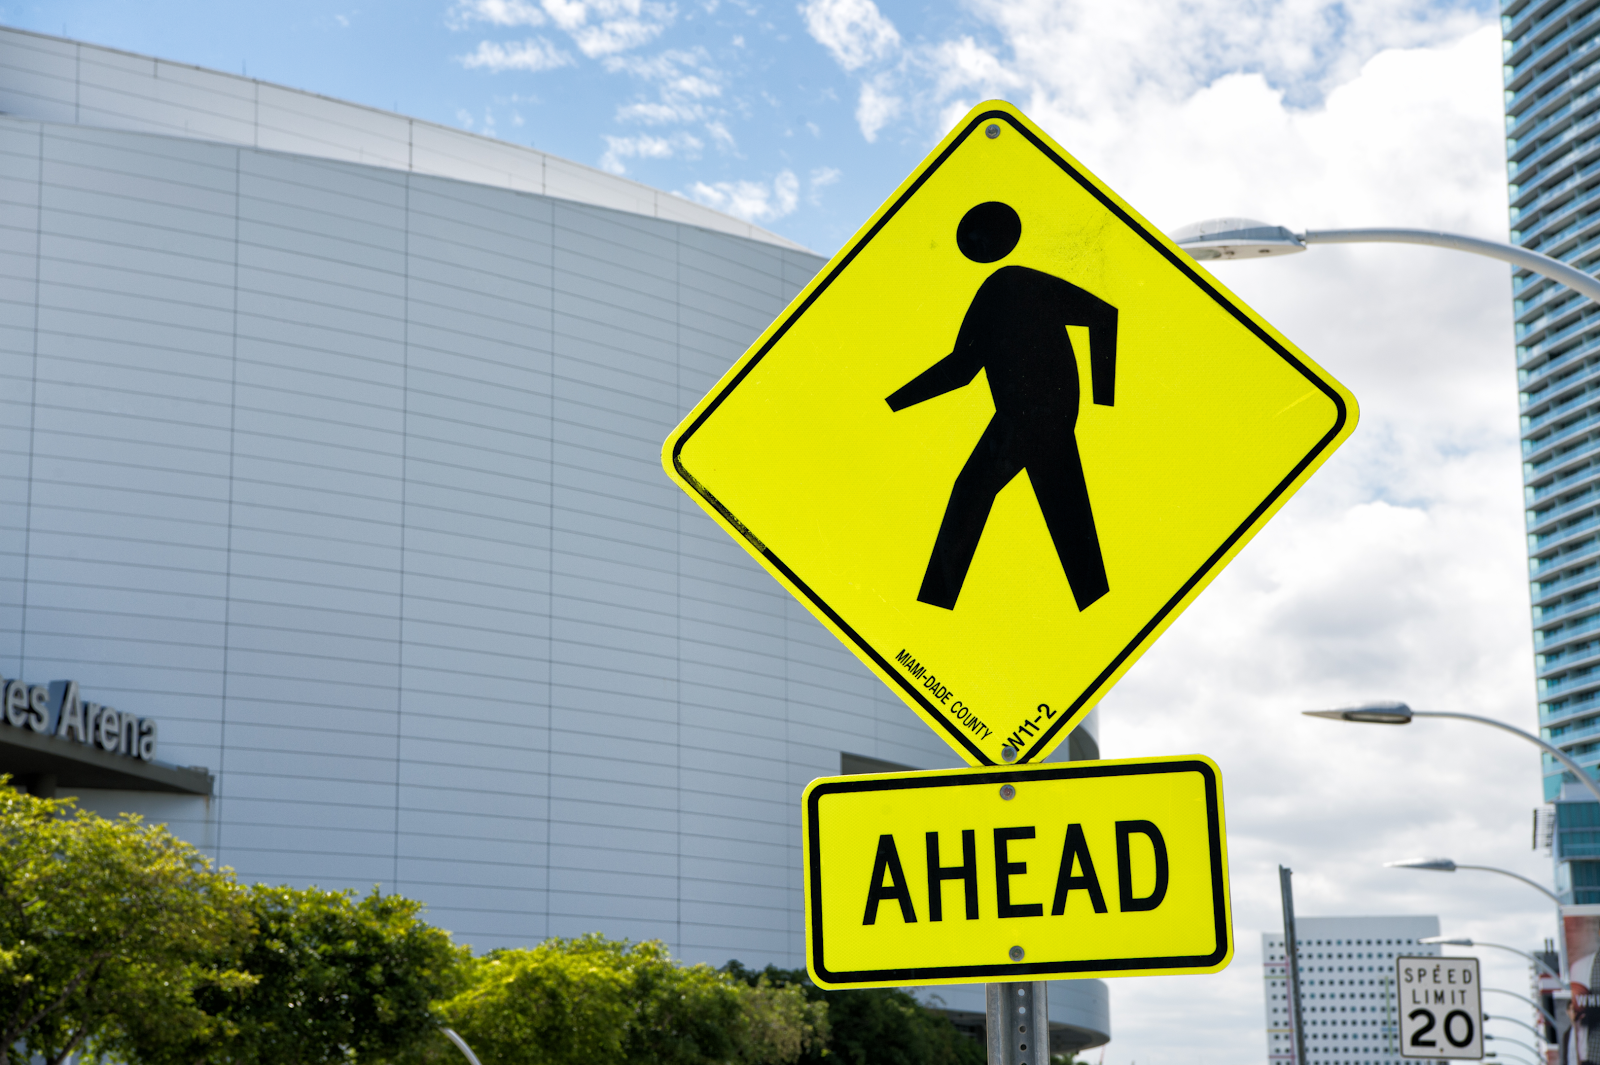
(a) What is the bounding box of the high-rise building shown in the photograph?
[1502,0,1600,902]
[1262,915,1440,1065]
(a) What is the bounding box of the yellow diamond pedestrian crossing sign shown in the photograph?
[662,101,1357,766]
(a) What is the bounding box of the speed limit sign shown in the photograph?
[1398,956,1482,1060]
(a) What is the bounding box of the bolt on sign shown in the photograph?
[661,101,1357,767]
[802,757,1231,987]
[1397,956,1481,1060]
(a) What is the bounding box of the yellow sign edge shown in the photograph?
[799,754,1234,988]
[661,99,1359,767]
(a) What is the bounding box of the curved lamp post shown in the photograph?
[1478,1042,1542,1061]
[1420,936,1559,979]
[1484,987,1559,1030]
[1487,1014,1550,1044]
[1167,218,1600,304]
[1384,857,1560,904]
[1304,702,1600,807]
[442,1030,483,1065]
[1487,1034,1546,1058]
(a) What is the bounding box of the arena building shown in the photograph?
[0,24,1110,1048]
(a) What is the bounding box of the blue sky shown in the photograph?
[1,3,1562,1063]
[11,0,991,252]
[5,0,1492,254]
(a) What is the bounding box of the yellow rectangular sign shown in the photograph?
[803,757,1232,987]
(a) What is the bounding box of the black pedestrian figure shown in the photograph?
[887,201,1118,612]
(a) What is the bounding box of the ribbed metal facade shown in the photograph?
[0,23,1112,1046]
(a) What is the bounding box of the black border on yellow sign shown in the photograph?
[670,109,1350,766]
[806,759,1229,984]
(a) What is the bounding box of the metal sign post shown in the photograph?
[1280,866,1308,1065]
[987,982,1048,1065]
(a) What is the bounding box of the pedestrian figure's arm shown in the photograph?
[885,348,983,411]
[1059,283,1118,406]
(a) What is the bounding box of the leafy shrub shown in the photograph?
[722,963,984,1065]
[441,936,825,1065]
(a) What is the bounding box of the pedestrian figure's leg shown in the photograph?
[918,418,1023,609]
[1025,432,1109,611]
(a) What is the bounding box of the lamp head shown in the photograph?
[1169,217,1306,261]
[1420,936,1473,946]
[1303,701,1414,725]
[1385,857,1457,872]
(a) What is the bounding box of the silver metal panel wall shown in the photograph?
[0,112,954,958]
[0,25,806,251]
[0,105,1108,1038]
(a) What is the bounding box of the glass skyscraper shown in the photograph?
[1505,0,1600,902]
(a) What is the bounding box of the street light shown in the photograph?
[1487,1014,1550,1044]
[442,1030,483,1065]
[1487,1034,1546,1058]
[1419,936,1559,979]
[1484,987,1559,1030]
[1304,702,1600,808]
[1167,218,1600,304]
[1384,857,1560,904]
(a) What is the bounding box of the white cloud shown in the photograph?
[571,19,664,55]
[542,0,676,57]
[616,100,700,123]
[448,0,546,27]
[807,165,840,204]
[855,75,900,142]
[688,169,799,222]
[607,48,724,131]
[962,0,1483,114]
[925,36,1022,99]
[457,37,575,71]
[941,21,1520,1065]
[599,130,703,173]
[798,0,900,71]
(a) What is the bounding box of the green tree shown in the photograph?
[723,963,984,1065]
[736,976,828,1065]
[440,935,824,1065]
[0,779,254,1065]
[437,939,633,1065]
[118,884,468,1065]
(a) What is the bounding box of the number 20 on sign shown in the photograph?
[1397,956,1482,1060]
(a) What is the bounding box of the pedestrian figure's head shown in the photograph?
[957,201,1021,263]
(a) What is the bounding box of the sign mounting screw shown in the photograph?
[1001,746,1018,762]
[986,123,1001,139]
[999,783,1016,800]
[1009,945,1025,961]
